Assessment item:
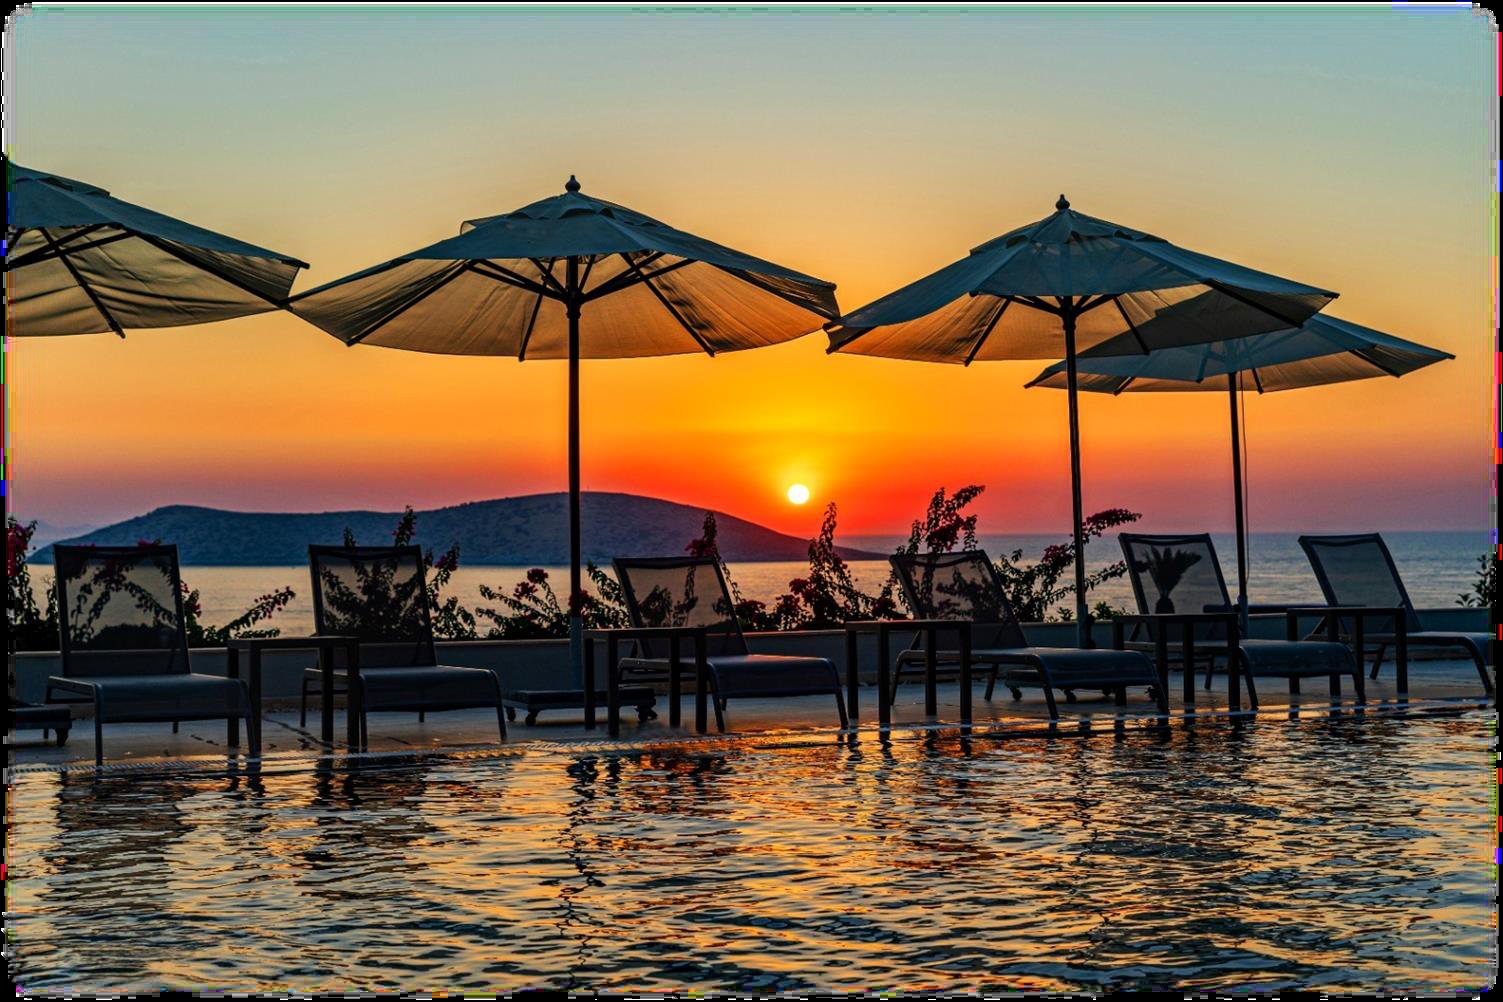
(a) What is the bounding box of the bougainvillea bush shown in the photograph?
[7,516,295,651]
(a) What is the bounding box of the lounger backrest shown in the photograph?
[889,550,1029,649]
[54,544,192,677]
[1118,533,1233,642]
[1297,533,1422,634]
[612,556,749,659]
[308,545,438,668]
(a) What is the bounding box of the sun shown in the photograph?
[786,483,811,505]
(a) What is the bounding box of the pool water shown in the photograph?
[7,711,1495,993]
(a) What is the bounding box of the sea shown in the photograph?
[29,531,1489,636]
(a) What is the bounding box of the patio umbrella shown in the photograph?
[6,163,307,336]
[1025,313,1452,623]
[826,195,1338,645]
[287,176,839,684]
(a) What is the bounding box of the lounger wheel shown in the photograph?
[55,727,70,747]
[524,711,539,726]
[637,705,655,722]
[1064,690,1078,703]
[1008,686,1023,700]
[505,706,517,721]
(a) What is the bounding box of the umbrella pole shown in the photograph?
[567,256,584,689]
[1228,374,1249,631]
[1063,311,1091,647]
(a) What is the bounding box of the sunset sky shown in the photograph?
[6,6,1496,538]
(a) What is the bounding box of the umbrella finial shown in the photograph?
[1055,193,1070,210]
[565,175,581,193]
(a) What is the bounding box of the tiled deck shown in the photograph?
[8,656,1492,774]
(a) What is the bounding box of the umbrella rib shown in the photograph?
[581,254,692,302]
[576,254,597,294]
[1076,294,1116,315]
[528,258,571,298]
[1250,367,1265,393]
[1350,347,1403,377]
[346,261,475,346]
[10,230,134,269]
[620,253,715,356]
[39,227,124,337]
[1203,278,1321,330]
[1015,295,1061,316]
[5,224,109,269]
[517,258,555,361]
[963,297,1012,366]
[1111,296,1151,354]
[472,260,556,298]
[134,231,300,307]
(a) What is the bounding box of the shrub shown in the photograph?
[1457,551,1497,609]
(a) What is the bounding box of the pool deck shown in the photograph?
[8,655,1493,773]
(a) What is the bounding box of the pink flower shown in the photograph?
[526,567,549,585]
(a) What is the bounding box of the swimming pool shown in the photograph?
[7,710,1494,993]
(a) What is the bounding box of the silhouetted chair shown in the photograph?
[612,556,847,731]
[890,550,1165,718]
[45,544,258,765]
[1299,533,1493,694]
[307,545,506,747]
[1118,532,1365,707]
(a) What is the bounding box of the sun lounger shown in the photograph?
[1298,533,1493,694]
[307,545,506,747]
[611,556,847,731]
[45,544,258,765]
[1118,532,1367,707]
[889,550,1166,718]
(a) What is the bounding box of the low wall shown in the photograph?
[9,609,1487,707]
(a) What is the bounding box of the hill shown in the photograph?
[29,492,886,565]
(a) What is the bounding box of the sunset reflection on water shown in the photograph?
[9,711,1492,994]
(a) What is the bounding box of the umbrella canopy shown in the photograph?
[1024,313,1452,393]
[289,176,839,697]
[5,163,308,336]
[289,177,836,356]
[1025,314,1452,619]
[827,195,1339,643]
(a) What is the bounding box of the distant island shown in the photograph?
[28,492,888,566]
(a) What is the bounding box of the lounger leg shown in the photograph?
[1239,654,1259,711]
[172,721,179,733]
[1329,671,1341,699]
[300,676,310,728]
[93,689,104,767]
[1114,685,1126,707]
[418,710,425,723]
[833,681,849,730]
[358,679,369,751]
[1288,677,1300,695]
[1369,644,1386,680]
[711,678,727,733]
[1460,638,1493,693]
[984,666,998,700]
[1041,685,1059,720]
